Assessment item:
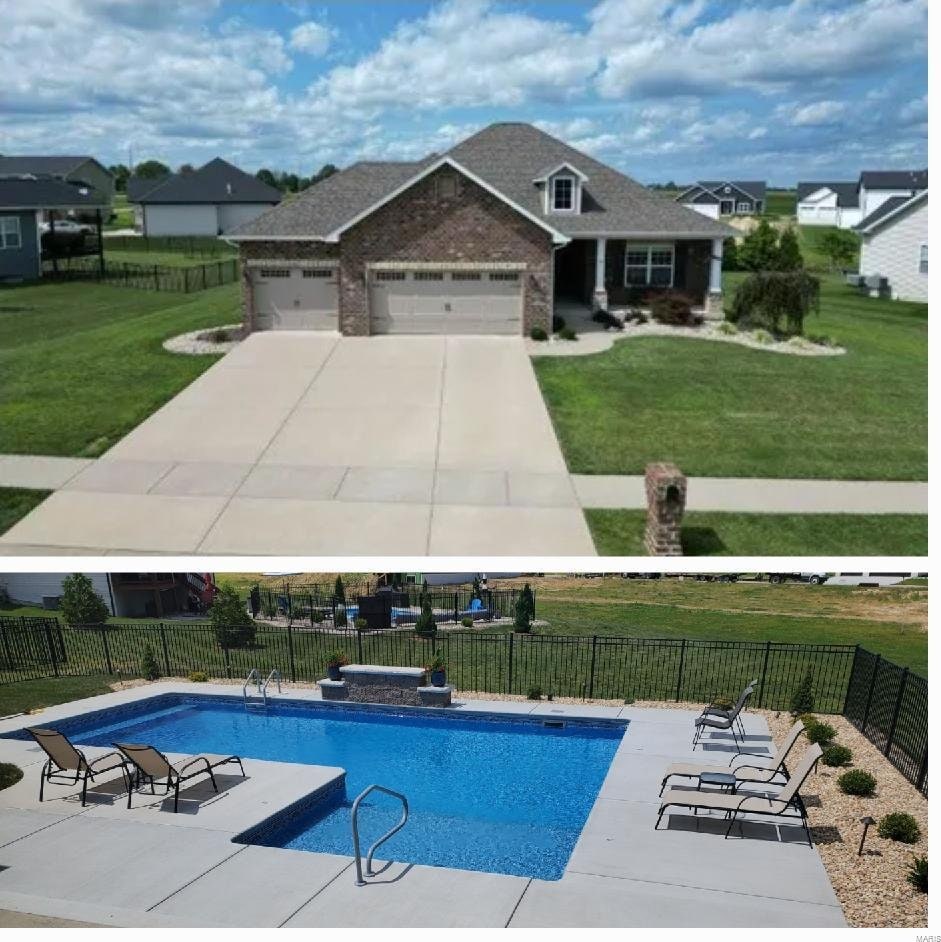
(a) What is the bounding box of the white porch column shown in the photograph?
[706,237,724,319]
[592,236,608,311]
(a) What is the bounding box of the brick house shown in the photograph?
[228,123,734,337]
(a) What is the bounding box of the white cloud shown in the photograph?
[290,21,332,57]
[788,100,847,126]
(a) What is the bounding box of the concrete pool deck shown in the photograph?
[0,682,845,927]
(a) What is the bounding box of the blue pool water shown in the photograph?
[12,696,625,880]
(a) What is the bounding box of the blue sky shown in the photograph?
[2,0,927,185]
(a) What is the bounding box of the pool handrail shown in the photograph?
[263,669,281,700]
[243,668,261,703]
[351,783,410,886]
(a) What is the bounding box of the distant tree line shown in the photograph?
[254,164,339,193]
[106,161,339,194]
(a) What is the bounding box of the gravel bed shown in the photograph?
[163,324,242,355]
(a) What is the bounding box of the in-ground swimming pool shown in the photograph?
[6,695,626,880]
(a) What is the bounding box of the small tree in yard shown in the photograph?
[60,573,110,627]
[415,594,437,638]
[140,644,161,681]
[819,228,859,272]
[721,236,740,271]
[210,584,256,649]
[521,583,536,620]
[737,219,780,271]
[790,667,815,716]
[776,227,804,271]
[333,575,347,627]
[728,270,820,337]
[513,594,532,634]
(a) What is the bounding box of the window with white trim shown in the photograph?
[259,268,290,278]
[736,202,751,213]
[624,244,674,287]
[552,176,574,211]
[302,269,333,279]
[375,270,406,281]
[413,271,444,281]
[0,216,22,249]
[919,243,927,274]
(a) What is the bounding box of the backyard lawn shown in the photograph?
[533,275,926,480]
[0,280,240,457]
[586,510,928,557]
[0,489,50,534]
[0,674,114,716]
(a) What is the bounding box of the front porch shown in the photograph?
[553,236,724,318]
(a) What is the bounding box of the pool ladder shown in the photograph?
[351,784,410,886]
[242,668,281,708]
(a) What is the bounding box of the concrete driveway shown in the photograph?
[1,333,594,555]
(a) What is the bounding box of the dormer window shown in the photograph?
[552,176,574,211]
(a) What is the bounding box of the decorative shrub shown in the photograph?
[752,328,773,344]
[140,643,160,681]
[552,314,566,332]
[558,326,578,341]
[592,309,623,330]
[717,320,738,335]
[530,326,548,341]
[878,812,922,844]
[354,617,368,631]
[775,227,804,271]
[334,607,348,628]
[527,685,543,701]
[521,582,536,620]
[326,649,348,668]
[729,270,820,337]
[188,670,209,683]
[60,572,111,627]
[649,290,695,326]
[907,855,928,893]
[414,596,437,638]
[838,769,877,796]
[790,668,816,716]
[513,593,532,633]
[721,236,740,271]
[427,651,446,672]
[210,584,256,648]
[806,721,836,745]
[737,219,780,271]
[0,763,24,791]
[711,696,734,711]
[461,616,473,628]
[805,331,836,347]
[311,611,324,625]
[821,744,852,767]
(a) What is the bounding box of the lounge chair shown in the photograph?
[27,727,128,806]
[656,743,823,845]
[700,679,757,738]
[660,720,806,795]
[115,742,245,813]
[692,684,755,749]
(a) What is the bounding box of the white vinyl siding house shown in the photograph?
[858,193,928,302]
[140,204,220,236]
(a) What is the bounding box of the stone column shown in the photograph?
[644,462,687,556]
[706,237,724,319]
[592,237,608,311]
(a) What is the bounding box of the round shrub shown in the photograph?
[354,617,368,631]
[558,327,578,341]
[838,769,877,796]
[461,616,473,628]
[806,721,836,745]
[821,744,852,767]
[188,670,209,683]
[799,713,819,728]
[530,326,548,341]
[527,685,543,701]
[0,763,23,791]
[877,812,921,844]
[717,320,738,335]
[752,328,773,345]
[552,314,566,332]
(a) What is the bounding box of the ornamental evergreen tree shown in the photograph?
[776,227,804,271]
[738,219,780,271]
[333,575,348,627]
[513,593,532,634]
[521,582,536,620]
[60,573,110,627]
[210,584,256,648]
[140,643,161,681]
[415,594,437,638]
[790,667,816,716]
[721,236,740,271]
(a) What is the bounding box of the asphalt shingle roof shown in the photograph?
[231,123,733,240]
[0,155,100,178]
[127,174,169,202]
[689,180,767,202]
[131,158,281,204]
[0,176,108,209]
[796,181,859,207]
[859,169,927,190]
[855,190,927,232]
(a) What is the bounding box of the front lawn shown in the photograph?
[586,510,928,558]
[534,276,926,480]
[0,280,239,456]
[0,488,50,533]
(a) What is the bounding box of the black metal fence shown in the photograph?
[0,616,926,795]
[103,235,235,257]
[42,256,239,292]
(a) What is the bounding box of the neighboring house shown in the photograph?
[855,189,928,302]
[795,182,861,229]
[0,176,106,282]
[0,573,216,618]
[675,181,766,218]
[858,169,927,221]
[228,122,733,336]
[0,155,114,206]
[128,158,281,236]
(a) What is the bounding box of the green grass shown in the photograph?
[798,224,860,270]
[104,194,134,230]
[534,275,926,480]
[0,280,239,457]
[764,189,796,216]
[0,674,114,716]
[104,249,237,268]
[0,488,50,533]
[586,510,928,557]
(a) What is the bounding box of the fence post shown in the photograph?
[160,624,171,676]
[100,625,114,674]
[356,627,364,663]
[884,668,908,757]
[454,592,459,623]
[757,640,772,708]
[0,620,13,670]
[507,631,514,695]
[287,624,297,682]
[915,744,928,794]
[218,260,223,285]
[183,267,189,293]
[842,644,861,715]
[675,638,686,701]
[588,635,598,699]
[223,644,231,679]
[43,625,60,678]
[153,264,159,292]
[860,654,881,734]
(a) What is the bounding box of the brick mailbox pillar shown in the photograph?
[644,463,687,556]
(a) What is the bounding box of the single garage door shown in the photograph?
[251,265,338,330]
[369,268,522,335]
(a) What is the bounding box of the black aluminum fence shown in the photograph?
[0,617,926,795]
[253,583,526,626]
[843,647,928,796]
[41,256,239,292]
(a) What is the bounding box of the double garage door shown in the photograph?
[251,266,338,330]
[369,268,522,335]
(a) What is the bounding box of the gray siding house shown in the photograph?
[0,156,114,208]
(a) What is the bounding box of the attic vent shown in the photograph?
[226,182,233,196]
[436,173,458,199]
